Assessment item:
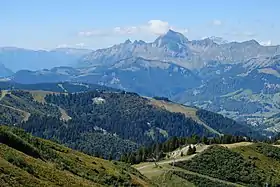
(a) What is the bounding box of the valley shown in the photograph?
[0,83,279,186]
[2,3,280,186]
[1,30,279,133]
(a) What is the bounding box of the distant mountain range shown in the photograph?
[0,63,13,77]
[0,47,92,72]
[1,29,280,132]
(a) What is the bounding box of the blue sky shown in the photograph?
[1,0,279,49]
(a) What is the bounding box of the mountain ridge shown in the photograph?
[1,30,280,133]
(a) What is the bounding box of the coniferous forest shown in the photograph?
[0,87,261,159]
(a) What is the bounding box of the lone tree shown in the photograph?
[187,145,196,155]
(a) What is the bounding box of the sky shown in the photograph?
[1,0,280,50]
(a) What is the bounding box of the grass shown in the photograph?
[232,143,280,185]
[149,98,221,135]
[152,170,195,187]
[0,125,152,187]
[220,142,253,148]
[135,142,280,186]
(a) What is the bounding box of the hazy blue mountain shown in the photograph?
[78,29,280,70]
[0,47,92,72]
[6,30,280,132]
[0,63,13,77]
[11,66,77,84]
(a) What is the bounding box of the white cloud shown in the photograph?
[260,40,272,46]
[56,43,86,48]
[78,30,109,37]
[147,20,170,35]
[212,19,222,26]
[226,31,256,38]
[78,20,188,37]
[113,26,139,35]
[242,32,255,37]
[56,44,70,48]
[75,43,85,47]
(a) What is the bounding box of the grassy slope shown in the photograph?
[0,125,152,187]
[232,143,280,185]
[149,98,221,136]
[0,90,69,124]
[134,143,243,187]
[135,142,280,187]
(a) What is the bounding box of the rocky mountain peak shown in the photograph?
[124,39,132,44]
[242,39,260,46]
[153,29,189,48]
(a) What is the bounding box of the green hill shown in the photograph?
[0,125,152,187]
[132,142,280,186]
[0,82,261,159]
[170,143,280,186]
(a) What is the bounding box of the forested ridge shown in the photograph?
[0,84,259,159]
[196,109,257,137]
[121,134,248,164]
[174,144,280,186]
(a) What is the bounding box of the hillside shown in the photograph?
[0,64,13,78]
[134,142,280,187]
[0,125,152,187]
[0,83,259,159]
[6,30,280,132]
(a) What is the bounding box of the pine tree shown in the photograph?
[193,146,196,153]
[187,145,194,155]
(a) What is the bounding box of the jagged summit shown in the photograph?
[124,39,132,44]
[241,39,260,46]
[153,29,189,50]
[154,29,188,43]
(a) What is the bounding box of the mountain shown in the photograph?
[52,47,93,56]
[208,36,229,44]
[11,58,202,97]
[0,47,92,72]
[0,63,13,78]
[0,82,261,159]
[0,125,152,186]
[5,30,280,132]
[78,29,280,70]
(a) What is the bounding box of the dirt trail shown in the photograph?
[220,142,253,148]
[135,143,247,186]
[0,103,30,122]
[135,142,253,183]
[170,167,244,187]
[0,91,30,122]
[135,144,209,171]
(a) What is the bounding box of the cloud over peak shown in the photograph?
[78,20,188,37]
[260,40,272,46]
